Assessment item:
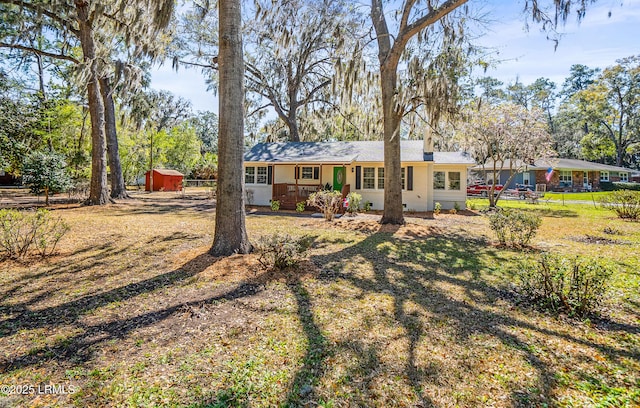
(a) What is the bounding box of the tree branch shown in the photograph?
[2,0,80,36]
[399,0,468,47]
[0,42,80,64]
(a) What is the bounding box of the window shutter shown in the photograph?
[267,165,273,185]
[407,166,414,191]
[313,167,319,180]
[355,166,361,190]
[295,166,299,180]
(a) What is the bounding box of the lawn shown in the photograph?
[1,194,639,407]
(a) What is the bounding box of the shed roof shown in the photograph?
[244,141,474,165]
[150,168,184,176]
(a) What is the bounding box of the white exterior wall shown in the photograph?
[243,162,469,211]
[432,165,468,210]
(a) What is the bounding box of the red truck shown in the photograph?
[467,182,504,197]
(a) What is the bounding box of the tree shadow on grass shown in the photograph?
[0,250,269,374]
[304,226,639,407]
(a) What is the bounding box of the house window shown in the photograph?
[621,172,629,182]
[377,168,384,189]
[559,170,572,184]
[363,167,375,189]
[301,166,314,179]
[448,172,461,190]
[600,171,609,182]
[434,171,445,190]
[244,166,255,184]
[401,168,406,190]
[256,166,268,184]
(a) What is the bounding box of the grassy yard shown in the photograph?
[1,194,639,407]
[541,191,612,202]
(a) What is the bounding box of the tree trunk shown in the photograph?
[100,77,129,199]
[76,0,110,205]
[210,0,252,256]
[287,108,300,142]
[379,66,405,224]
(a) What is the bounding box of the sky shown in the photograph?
[150,0,640,113]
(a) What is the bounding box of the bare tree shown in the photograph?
[460,103,554,207]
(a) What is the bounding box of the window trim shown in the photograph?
[448,171,461,191]
[433,171,445,190]
[256,166,268,184]
[301,166,314,180]
[377,168,385,190]
[620,172,629,182]
[244,166,256,184]
[600,171,609,182]
[559,170,572,184]
[362,167,376,190]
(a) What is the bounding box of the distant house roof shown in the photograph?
[244,141,475,165]
[535,158,633,173]
[149,168,184,176]
[473,158,633,173]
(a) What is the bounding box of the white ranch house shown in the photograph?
[243,139,474,211]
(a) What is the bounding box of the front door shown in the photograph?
[583,171,589,190]
[333,166,345,192]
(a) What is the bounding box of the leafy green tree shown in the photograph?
[189,111,218,153]
[22,151,72,205]
[573,56,640,167]
[1,0,175,205]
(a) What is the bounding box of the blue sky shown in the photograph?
[150,0,640,113]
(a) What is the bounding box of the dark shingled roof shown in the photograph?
[244,141,474,165]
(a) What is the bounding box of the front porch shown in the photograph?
[272,183,350,210]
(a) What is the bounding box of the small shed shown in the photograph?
[145,169,184,191]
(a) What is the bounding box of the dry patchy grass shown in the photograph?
[0,194,638,407]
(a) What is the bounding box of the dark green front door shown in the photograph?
[333,166,345,192]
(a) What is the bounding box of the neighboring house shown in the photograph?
[145,169,184,191]
[243,140,475,211]
[472,158,635,192]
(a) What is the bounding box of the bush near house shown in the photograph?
[345,192,362,215]
[254,233,312,270]
[599,182,640,191]
[516,253,614,317]
[307,190,342,221]
[600,190,640,220]
[488,209,542,248]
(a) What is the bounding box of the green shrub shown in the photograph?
[307,190,342,221]
[466,200,477,210]
[255,234,312,270]
[346,192,362,215]
[433,202,442,216]
[22,151,72,206]
[270,200,280,211]
[516,253,614,317]
[296,201,306,213]
[363,201,372,212]
[488,209,541,248]
[600,190,640,220]
[0,208,69,259]
[600,181,640,191]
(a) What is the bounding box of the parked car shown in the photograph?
[467,183,504,197]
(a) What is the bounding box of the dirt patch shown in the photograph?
[568,234,631,245]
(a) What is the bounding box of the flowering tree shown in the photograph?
[460,103,554,207]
